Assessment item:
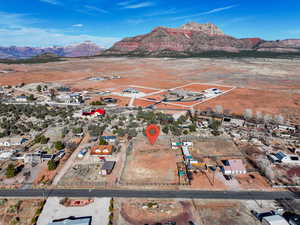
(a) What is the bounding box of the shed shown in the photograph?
[222,159,246,175]
[100,161,115,175]
[262,215,289,225]
[49,216,91,225]
[101,136,117,143]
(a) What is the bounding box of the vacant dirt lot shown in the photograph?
[194,200,260,225]
[195,87,300,121]
[121,136,178,185]
[192,137,242,158]
[0,198,44,225]
[118,198,195,225]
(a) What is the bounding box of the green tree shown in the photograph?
[72,127,83,134]
[36,85,42,92]
[28,94,35,101]
[99,138,108,145]
[162,126,169,134]
[54,141,65,150]
[209,119,221,131]
[47,160,57,171]
[40,135,49,144]
[6,164,16,178]
[188,124,197,132]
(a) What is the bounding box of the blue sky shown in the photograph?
[0,0,300,47]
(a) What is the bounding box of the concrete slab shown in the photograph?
[37,197,110,225]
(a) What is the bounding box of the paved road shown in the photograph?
[0,189,299,200]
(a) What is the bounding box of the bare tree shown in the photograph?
[274,114,285,124]
[256,155,275,182]
[265,167,275,181]
[291,174,300,185]
[256,111,263,121]
[263,114,272,123]
[214,105,223,114]
[244,109,253,119]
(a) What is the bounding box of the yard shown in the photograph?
[192,137,243,158]
[0,198,44,225]
[117,198,195,225]
[120,136,179,185]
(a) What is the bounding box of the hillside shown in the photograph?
[0,41,103,59]
[104,22,300,57]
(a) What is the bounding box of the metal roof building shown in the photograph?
[48,217,91,225]
[262,215,289,225]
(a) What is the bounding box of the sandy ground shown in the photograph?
[0,199,44,225]
[121,136,178,185]
[117,198,195,225]
[1,57,300,119]
[192,137,242,158]
[37,197,110,225]
[194,199,261,225]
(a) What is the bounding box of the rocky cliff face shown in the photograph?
[104,22,300,56]
[256,39,300,53]
[180,22,225,36]
[0,41,103,59]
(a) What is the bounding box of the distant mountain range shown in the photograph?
[0,41,103,59]
[104,22,300,57]
[1,22,300,60]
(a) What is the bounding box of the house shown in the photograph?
[15,96,28,102]
[101,136,117,144]
[89,145,113,163]
[49,216,91,225]
[273,152,300,165]
[223,117,245,127]
[102,97,117,103]
[222,159,247,175]
[57,93,82,104]
[0,151,13,160]
[262,215,289,225]
[100,161,116,175]
[171,142,182,150]
[24,153,42,164]
[122,88,139,94]
[82,109,105,117]
[0,138,28,147]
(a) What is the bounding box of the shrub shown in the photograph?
[54,141,64,150]
[6,164,16,178]
[47,160,57,171]
[99,138,108,145]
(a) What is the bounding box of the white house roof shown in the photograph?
[263,215,289,225]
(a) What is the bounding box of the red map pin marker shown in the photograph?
[146,124,160,145]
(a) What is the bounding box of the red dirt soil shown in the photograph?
[195,88,300,119]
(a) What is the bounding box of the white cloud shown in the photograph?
[144,8,178,17]
[39,0,62,5]
[84,5,109,14]
[172,5,237,20]
[117,0,136,6]
[0,11,119,48]
[121,1,154,9]
[72,24,84,27]
[0,26,120,48]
